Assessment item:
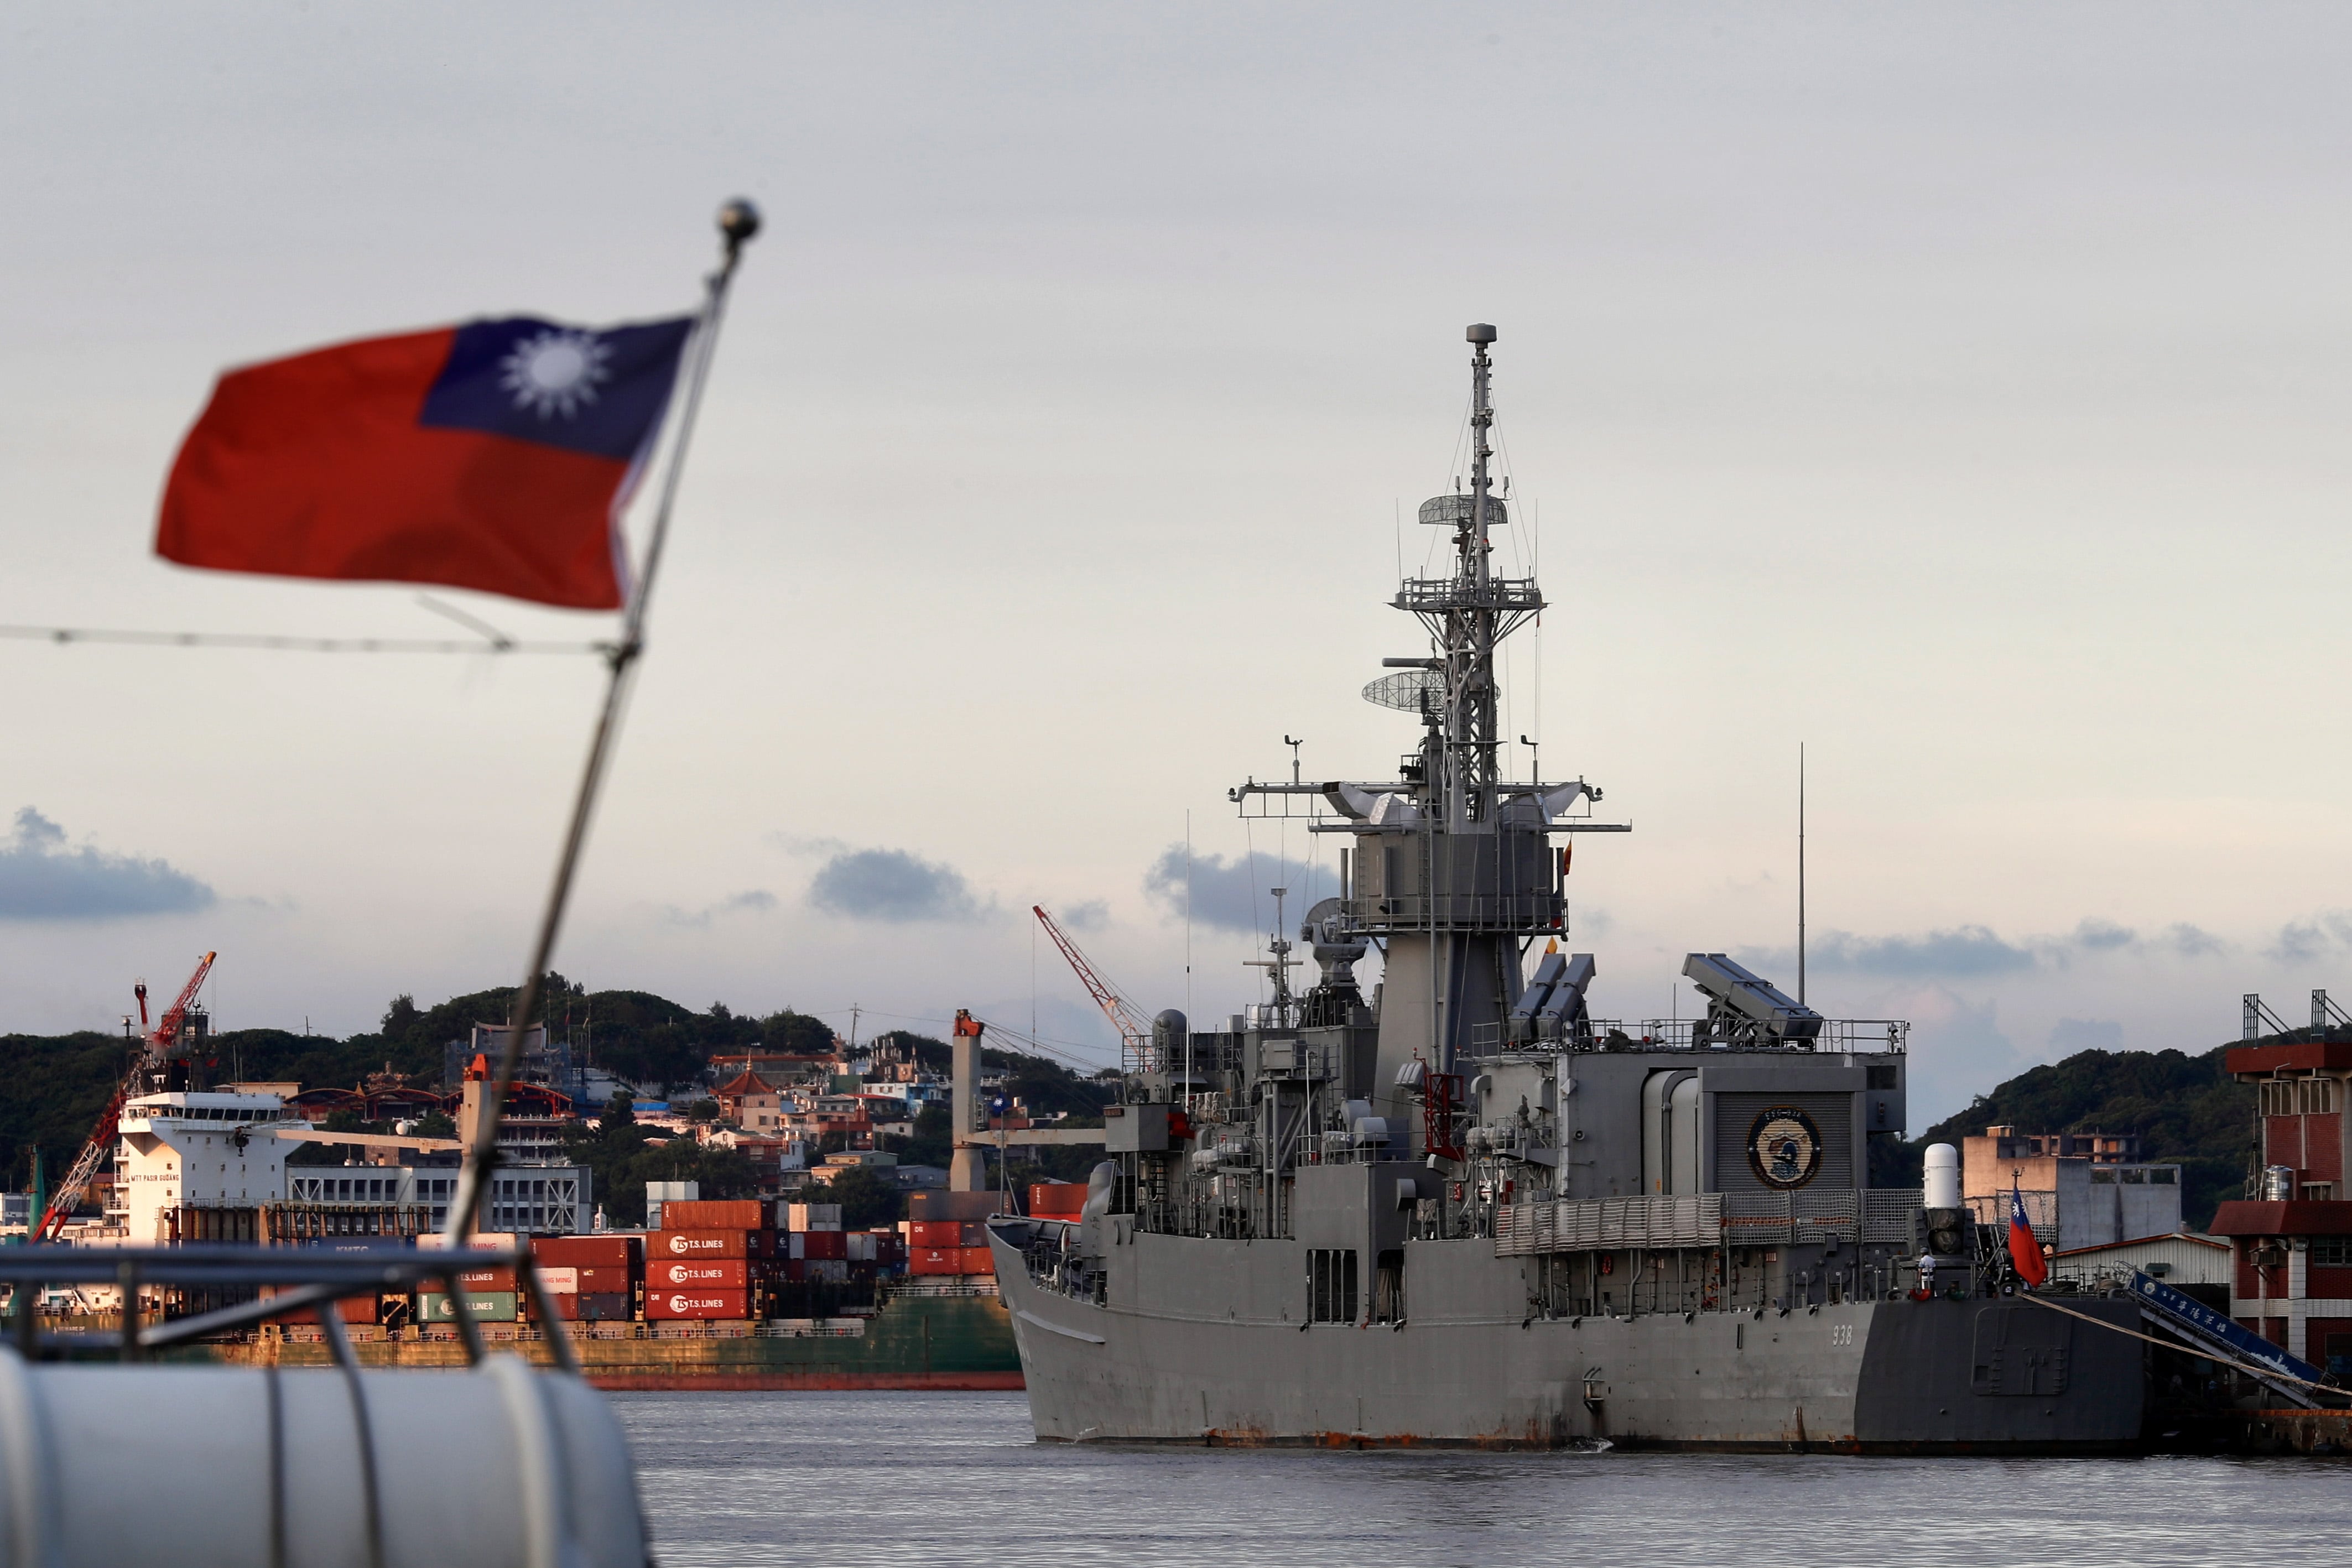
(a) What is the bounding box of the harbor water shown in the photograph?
[616,1391,2352,1567]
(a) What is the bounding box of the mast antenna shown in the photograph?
[1798,742,1807,1007]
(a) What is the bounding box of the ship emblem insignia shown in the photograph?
[1746,1106,1823,1190]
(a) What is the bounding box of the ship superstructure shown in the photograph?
[990,326,2146,1450]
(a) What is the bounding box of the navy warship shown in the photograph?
[990,325,2144,1450]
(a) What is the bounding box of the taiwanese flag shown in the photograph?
[158,314,695,609]
[2008,1180,2048,1286]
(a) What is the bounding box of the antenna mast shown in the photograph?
[1798,743,1807,1006]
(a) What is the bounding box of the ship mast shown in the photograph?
[1412,323,1525,830]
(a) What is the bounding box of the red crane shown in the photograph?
[1031,905,1155,1072]
[37,951,215,1241]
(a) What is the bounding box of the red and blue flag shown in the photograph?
[157,314,694,609]
[2008,1179,2048,1286]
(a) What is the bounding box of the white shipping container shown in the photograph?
[786,1233,804,1260]
[785,1203,842,1233]
[539,1267,579,1295]
[846,1233,877,1263]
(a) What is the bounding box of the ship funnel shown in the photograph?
[1923,1143,1961,1210]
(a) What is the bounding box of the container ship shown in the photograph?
[162,1190,1052,1389]
[985,325,2150,1450]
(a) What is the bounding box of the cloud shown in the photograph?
[1055,899,1109,933]
[658,890,778,929]
[2049,1017,2125,1054]
[1748,915,2232,980]
[1885,983,2028,1129]
[2161,923,2225,958]
[808,848,984,924]
[2266,911,2352,965]
[2069,918,2136,952]
[0,807,216,921]
[1804,925,2038,977]
[1143,846,1325,934]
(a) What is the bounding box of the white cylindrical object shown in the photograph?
[0,1351,646,1568]
[1923,1143,1961,1210]
[2262,1164,2298,1201]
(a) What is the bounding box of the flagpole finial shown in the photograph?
[717,197,762,258]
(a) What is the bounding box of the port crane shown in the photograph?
[36,951,215,1241]
[1031,904,1157,1072]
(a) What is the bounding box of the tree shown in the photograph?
[809,1165,903,1229]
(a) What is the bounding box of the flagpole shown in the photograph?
[445,199,761,1257]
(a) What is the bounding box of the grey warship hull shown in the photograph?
[995,324,2147,1454]
[993,1224,2143,1451]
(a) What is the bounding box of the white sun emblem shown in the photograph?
[498,327,611,419]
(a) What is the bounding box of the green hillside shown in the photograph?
[1,982,1108,1200]
[1872,1042,2260,1228]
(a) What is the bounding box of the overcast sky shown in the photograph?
[7,3,2352,1124]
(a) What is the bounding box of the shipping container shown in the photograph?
[785,1202,842,1232]
[959,1246,996,1275]
[907,1191,998,1222]
[659,1200,767,1230]
[1030,1182,1087,1218]
[647,1288,750,1320]
[648,1230,769,1260]
[800,1230,847,1262]
[454,1267,519,1291]
[652,1258,748,1289]
[909,1220,962,1248]
[779,1259,805,1283]
[538,1267,579,1295]
[571,1264,633,1294]
[846,1232,877,1263]
[803,1259,849,1284]
[958,1221,989,1247]
[547,1291,632,1322]
[529,1235,637,1269]
[417,1291,521,1324]
[280,1294,379,1325]
[910,1248,961,1276]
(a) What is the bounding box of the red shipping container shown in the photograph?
[647,1287,749,1320]
[571,1265,633,1293]
[454,1267,519,1291]
[1031,1182,1087,1217]
[909,1220,962,1248]
[530,1235,637,1269]
[800,1230,847,1262]
[649,1230,769,1260]
[959,1246,996,1275]
[653,1258,748,1289]
[284,1295,378,1325]
[780,1258,805,1283]
[659,1200,767,1230]
[910,1248,961,1275]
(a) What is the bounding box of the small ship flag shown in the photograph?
[157,314,694,608]
[2008,1178,2048,1286]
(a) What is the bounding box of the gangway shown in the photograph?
[2130,1270,2339,1408]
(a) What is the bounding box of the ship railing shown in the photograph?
[1497,1187,1922,1256]
[1610,1018,1908,1054]
[0,1241,577,1372]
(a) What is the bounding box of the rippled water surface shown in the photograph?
[615,1391,2351,1568]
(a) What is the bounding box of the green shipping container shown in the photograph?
[417,1291,520,1324]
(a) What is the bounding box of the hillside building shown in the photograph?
[1961,1124,2183,1251]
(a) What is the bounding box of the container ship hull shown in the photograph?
[993,1226,2142,1451]
[190,1287,1021,1391]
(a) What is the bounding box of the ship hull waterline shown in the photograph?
[993,1227,2145,1453]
